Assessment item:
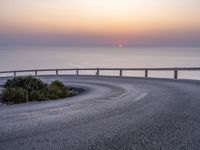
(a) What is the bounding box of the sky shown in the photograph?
[0,0,200,46]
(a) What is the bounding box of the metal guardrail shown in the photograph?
[0,67,200,79]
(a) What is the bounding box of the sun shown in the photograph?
[118,45,123,48]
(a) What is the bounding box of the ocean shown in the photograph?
[0,46,200,79]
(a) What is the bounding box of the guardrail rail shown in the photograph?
[0,67,200,79]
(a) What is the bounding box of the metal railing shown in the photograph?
[0,67,200,79]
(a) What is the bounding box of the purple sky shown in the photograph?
[0,0,200,47]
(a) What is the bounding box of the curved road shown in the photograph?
[0,76,200,150]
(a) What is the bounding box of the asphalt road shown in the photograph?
[0,75,200,150]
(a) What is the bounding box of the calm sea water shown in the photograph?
[0,46,200,79]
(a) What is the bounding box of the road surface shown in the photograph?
[0,75,200,150]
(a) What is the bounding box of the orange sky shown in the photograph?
[0,0,200,46]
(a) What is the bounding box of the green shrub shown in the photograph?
[4,76,48,93]
[29,89,48,101]
[1,87,28,104]
[47,80,69,99]
[2,77,75,104]
[29,90,40,101]
[50,80,65,87]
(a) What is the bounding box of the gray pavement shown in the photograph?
[0,75,200,150]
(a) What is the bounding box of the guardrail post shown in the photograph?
[56,69,59,76]
[14,71,16,77]
[174,70,178,79]
[120,69,123,77]
[76,69,79,75]
[96,68,100,76]
[145,70,148,78]
[35,70,37,76]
